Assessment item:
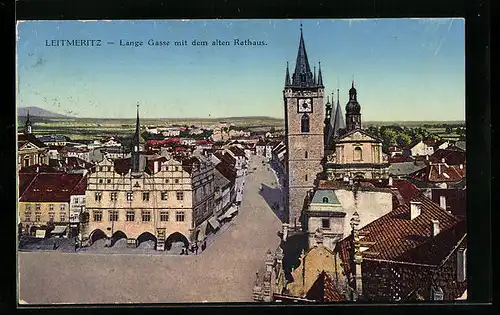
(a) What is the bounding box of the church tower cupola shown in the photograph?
[345,81,362,131]
[24,110,33,135]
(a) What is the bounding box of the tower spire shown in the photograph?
[24,109,32,135]
[292,25,314,87]
[317,61,324,87]
[132,102,142,173]
[313,65,316,84]
[285,61,291,86]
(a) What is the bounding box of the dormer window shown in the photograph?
[322,197,329,203]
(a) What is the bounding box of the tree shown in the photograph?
[396,133,412,148]
[270,127,276,133]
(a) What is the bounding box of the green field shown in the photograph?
[19,116,465,142]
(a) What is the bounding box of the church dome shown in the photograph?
[346,100,361,114]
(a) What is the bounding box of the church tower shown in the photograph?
[24,110,32,135]
[283,26,325,229]
[345,81,362,131]
[131,103,143,174]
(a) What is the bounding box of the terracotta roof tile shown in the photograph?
[19,173,85,202]
[305,271,345,302]
[337,194,462,276]
[410,164,465,183]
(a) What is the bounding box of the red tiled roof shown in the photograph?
[18,173,37,196]
[410,164,466,183]
[19,164,60,174]
[62,156,94,170]
[366,179,421,208]
[305,271,345,302]
[337,194,461,277]
[19,173,85,202]
[430,149,466,165]
[70,176,88,195]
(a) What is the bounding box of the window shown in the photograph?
[95,192,102,201]
[25,213,31,222]
[25,204,31,211]
[110,192,117,201]
[126,192,133,201]
[107,179,111,184]
[59,212,66,222]
[35,213,41,222]
[49,204,54,211]
[161,191,168,200]
[109,211,118,222]
[60,204,66,211]
[305,151,308,159]
[142,210,151,222]
[126,211,135,222]
[160,211,169,222]
[301,114,310,133]
[305,174,308,181]
[99,179,103,184]
[93,211,102,222]
[48,212,55,221]
[176,191,184,200]
[36,203,41,211]
[322,197,329,203]
[165,178,169,183]
[354,147,362,161]
[175,211,185,222]
[322,219,330,229]
[99,166,104,172]
[174,166,179,171]
[175,179,180,184]
[457,248,467,282]
[143,192,150,201]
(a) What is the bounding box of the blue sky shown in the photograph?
[16,19,465,121]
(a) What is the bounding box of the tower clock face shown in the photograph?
[297,98,312,113]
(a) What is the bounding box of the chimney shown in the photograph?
[388,176,393,187]
[438,164,441,175]
[441,158,445,163]
[36,166,39,173]
[410,201,422,220]
[439,195,447,210]
[431,220,440,237]
[426,155,429,161]
[459,164,463,169]
[154,160,159,173]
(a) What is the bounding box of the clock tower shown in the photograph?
[283,26,325,230]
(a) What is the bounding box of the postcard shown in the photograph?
[16,18,466,304]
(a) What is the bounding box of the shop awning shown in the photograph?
[52,225,67,234]
[208,217,220,230]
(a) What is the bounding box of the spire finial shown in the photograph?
[337,88,340,103]
[300,22,303,33]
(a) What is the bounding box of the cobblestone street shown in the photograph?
[18,155,283,304]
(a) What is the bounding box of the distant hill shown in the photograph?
[18,106,71,118]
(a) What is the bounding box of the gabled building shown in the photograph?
[18,172,85,236]
[18,124,48,170]
[429,149,466,166]
[81,105,215,251]
[334,194,467,301]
